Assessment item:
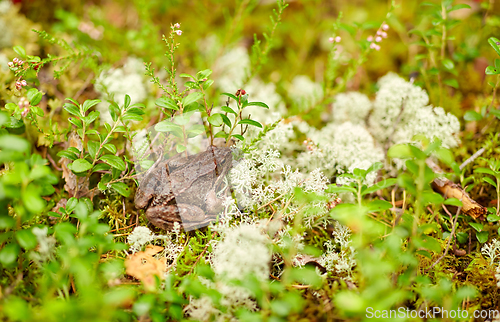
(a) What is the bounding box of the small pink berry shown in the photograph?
[335,36,341,43]
[375,44,381,51]
[21,107,29,117]
[174,23,180,29]
[175,30,182,36]
[328,37,334,43]
[375,36,382,42]
[376,30,382,36]
[367,36,373,42]
[382,23,389,31]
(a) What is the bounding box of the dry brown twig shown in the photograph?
[426,158,486,219]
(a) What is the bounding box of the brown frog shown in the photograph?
[134,146,233,231]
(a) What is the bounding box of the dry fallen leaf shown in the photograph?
[125,245,167,289]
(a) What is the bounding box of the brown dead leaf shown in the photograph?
[125,245,167,289]
[60,132,89,198]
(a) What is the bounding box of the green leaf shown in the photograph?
[443,79,459,89]
[202,79,214,90]
[491,109,500,119]
[27,88,43,106]
[182,92,203,107]
[31,106,44,117]
[326,184,357,194]
[186,124,205,138]
[441,59,455,71]
[0,135,30,152]
[100,155,126,171]
[434,148,455,167]
[13,46,26,58]
[179,73,194,78]
[364,199,393,212]
[214,131,227,138]
[123,94,131,108]
[64,103,82,117]
[109,102,120,122]
[387,144,413,159]
[238,119,262,128]
[196,69,212,80]
[66,197,78,212]
[0,243,20,266]
[122,113,143,122]
[70,159,93,173]
[22,185,46,213]
[232,134,245,141]
[110,182,130,197]
[476,231,489,243]
[456,232,468,244]
[207,114,224,127]
[156,97,179,111]
[485,66,500,75]
[418,236,442,253]
[184,81,197,89]
[475,167,496,177]
[483,176,497,188]
[174,112,194,126]
[469,222,483,232]
[244,101,269,109]
[86,111,100,124]
[155,120,181,132]
[422,191,444,205]
[82,99,101,112]
[0,216,15,229]
[69,117,83,129]
[103,143,117,154]
[127,107,145,115]
[87,141,99,159]
[488,37,500,57]
[361,178,397,196]
[443,198,463,207]
[221,92,238,101]
[487,214,500,222]
[16,229,37,250]
[449,3,470,11]
[221,106,237,115]
[92,163,111,173]
[67,147,80,154]
[98,182,107,191]
[114,125,127,132]
[220,114,231,127]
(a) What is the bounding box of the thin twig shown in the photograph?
[424,204,461,273]
[46,152,62,171]
[459,147,485,171]
[73,73,94,101]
